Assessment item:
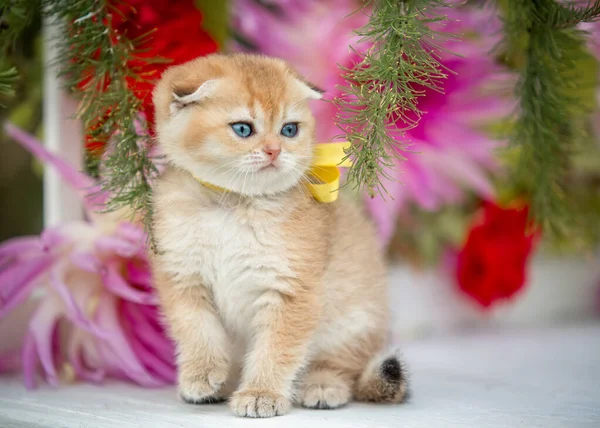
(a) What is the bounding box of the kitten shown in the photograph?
[151,53,408,418]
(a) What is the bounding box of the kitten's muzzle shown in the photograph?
[263,145,281,162]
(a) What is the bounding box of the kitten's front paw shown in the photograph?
[230,389,290,418]
[178,365,229,404]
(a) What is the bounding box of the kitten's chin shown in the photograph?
[186,161,306,198]
[228,167,305,197]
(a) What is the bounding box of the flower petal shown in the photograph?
[116,222,147,245]
[4,123,109,214]
[0,237,42,262]
[67,329,106,383]
[129,334,176,383]
[4,123,96,199]
[125,261,152,289]
[102,263,159,305]
[121,301,174,365]
[70,251,103,273]
[70,253,157,304]
[94,294,165,386]
[40,226,68,251]
[0,255,54,318]
[49,264,111,339]
[28,297,64,387]
[95,236,141,258]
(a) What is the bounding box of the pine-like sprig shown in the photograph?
[334,0,453,197]
[502,0,600,234]
[0,66,17,99]
[0,0,35,99]
[40,0,159,232]
[555,0,600,28]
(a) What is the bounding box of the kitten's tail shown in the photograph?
[354,352,409,403]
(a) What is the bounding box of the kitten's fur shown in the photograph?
[151,54,408,418]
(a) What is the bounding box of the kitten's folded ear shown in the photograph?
[293,78,324,100]
[170,79,220,114]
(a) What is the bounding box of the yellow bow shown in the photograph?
[194,142,351,203]
[306,142,352,203]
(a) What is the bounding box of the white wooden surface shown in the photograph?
[1,322,599,428]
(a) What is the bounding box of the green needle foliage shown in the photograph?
[0,0,35,100]
[0,66,17,100]
[334,0,453,198]
[554,0,600,28]
[502,0,600,235]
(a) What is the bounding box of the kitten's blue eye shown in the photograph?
[281,123,299,138]
[231,122,253,138]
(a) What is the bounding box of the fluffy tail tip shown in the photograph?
[381,356,402,382]
[355,353,409,404]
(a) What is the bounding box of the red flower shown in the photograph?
[80,0,218,152]
[112,0,217,126]
[456,201,539,309]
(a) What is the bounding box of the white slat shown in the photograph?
[42,18,83,226]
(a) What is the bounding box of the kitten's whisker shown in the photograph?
[220,168,244,205]
[237,168,251,211]
[212,158,241,172]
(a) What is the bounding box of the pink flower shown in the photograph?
[232,1,510,246]
[0,124,175,388]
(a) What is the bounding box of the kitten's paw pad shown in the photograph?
[230,389,290,418]
[301,383,350,409]
[178,367,228,404]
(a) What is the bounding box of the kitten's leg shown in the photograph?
[300,353,409,408]
[230,288,318,418]
[299,324,407,409]
[154,270,231,404]
[299,362,353,410]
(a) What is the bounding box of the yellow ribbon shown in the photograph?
[195,142,351,203]
[306,142,352,203]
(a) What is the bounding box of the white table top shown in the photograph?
[1,322,599,428]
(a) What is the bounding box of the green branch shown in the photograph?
[554,0,600,29]
[0,66,17,99]
[0,0,37,99]
[502,0,600,234]
[334,0,453,197]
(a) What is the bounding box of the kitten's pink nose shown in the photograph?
[263,145,281,162]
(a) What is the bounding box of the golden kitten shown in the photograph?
[151,53,408,418]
